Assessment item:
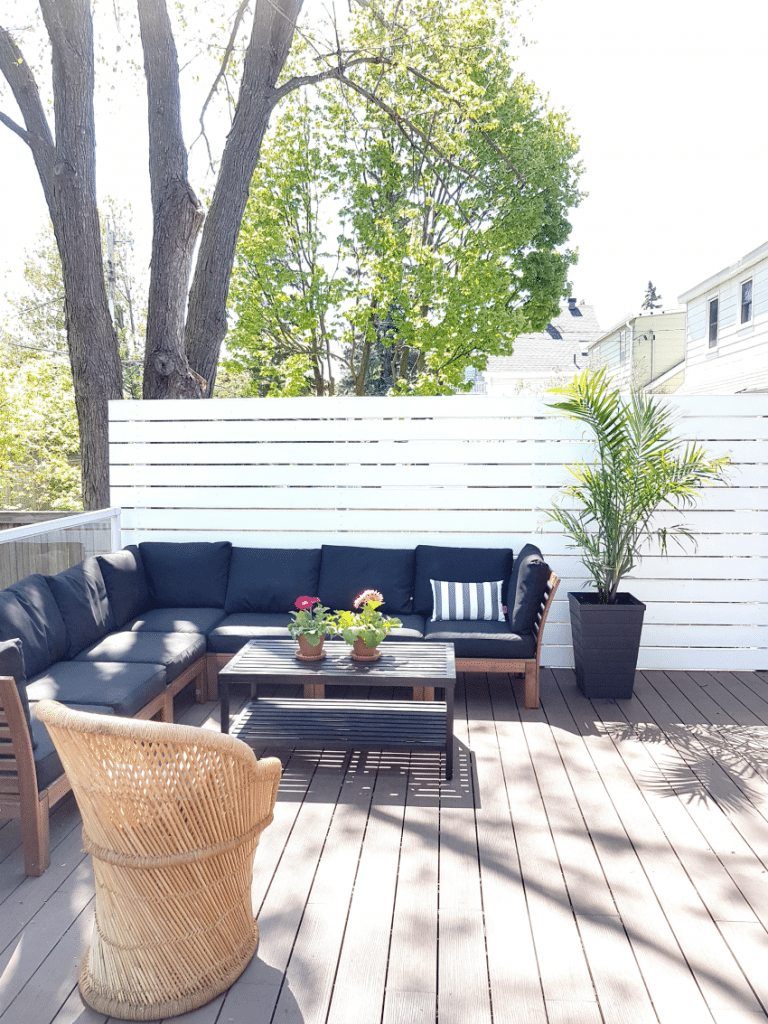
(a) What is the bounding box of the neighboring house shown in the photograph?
[589,309,686,394]
[676,240,768,394]
[468,298,602,395]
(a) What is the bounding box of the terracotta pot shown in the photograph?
[351,637,381,661]
[296,635,325,661]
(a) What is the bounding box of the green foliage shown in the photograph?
[336,589,402,647]
[225,0,582,396]
[0,341,82,510]
[543,368,732,603]
[287,597,337,646]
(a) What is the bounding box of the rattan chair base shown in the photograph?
[78,922,259,1021]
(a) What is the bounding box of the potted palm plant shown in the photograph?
[544,368,731,698]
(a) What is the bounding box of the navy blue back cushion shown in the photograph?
[0,638,34,748]
[46,557,116,659]
[97,545,152,628]
[139,542,232,609]
[413,546,514,617]
[507,544,551,634]
[318,546,415,615]
[225,547,322,614]
[2,575,67,676]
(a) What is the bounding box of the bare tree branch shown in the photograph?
[0,24,55,204]
[190,0,251,173]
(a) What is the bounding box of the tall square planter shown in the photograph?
[568,591,646,699]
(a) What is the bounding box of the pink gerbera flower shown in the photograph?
[353,589,384,609]
[295,596,320,610]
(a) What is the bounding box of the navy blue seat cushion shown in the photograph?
[31,704,115,791]
[26,661,167,718]
[0,638,34,748]
[424,619,535,660]
[225,547,322,614]
[0,576,67,677]
[413,547,514,618]
[73,631,206,685]
[207,613,292,655]
[318,546,415,615]
[46,557,116,659]
[125,607,226,634]
[97,546,152,629]
[507,544,551,634]
[139,542,232,609]
[388,614,426,641]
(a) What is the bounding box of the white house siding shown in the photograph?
[679,241,768,393]
[110,394,767,673]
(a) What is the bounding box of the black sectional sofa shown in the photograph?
[0,539,557,875]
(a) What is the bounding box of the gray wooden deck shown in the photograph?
[3,667,768,1024]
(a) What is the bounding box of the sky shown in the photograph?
[2,0,768,337]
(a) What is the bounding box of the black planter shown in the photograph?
[568,591,646,699]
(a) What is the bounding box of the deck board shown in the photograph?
[2,668,768,1023]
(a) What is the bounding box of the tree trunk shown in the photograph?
[138,0,206,400]
[185,0,304,396]
[41,0,123,510]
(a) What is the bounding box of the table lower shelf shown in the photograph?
[230,696,453,779]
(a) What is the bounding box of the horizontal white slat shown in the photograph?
[543,553,766,582]
[545,601,768,627]
[108,485,768,514]
[108,393,768,422]
[109,394,553,421]
[110,414,580,444]
[108,438,603,466]
[110,462,576,488]
[120,529,524,548]
[543,620,762,648]
[677,416,768,440]
[540,532,768,558]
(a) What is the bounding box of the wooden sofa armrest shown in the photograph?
[0,675,71,876]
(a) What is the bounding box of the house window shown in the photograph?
[741,279,753,323]
[708,297,718,347]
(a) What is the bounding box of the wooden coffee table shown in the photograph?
[218,640,456,780]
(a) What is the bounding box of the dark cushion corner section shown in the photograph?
[225,547,322,614]
[3,575,67,675]
[413,546,514,617]
[46,557,116,659]
[139,541,232,609]
[97,545,152,628]
[508,543,551,634]
[318,545,415,615]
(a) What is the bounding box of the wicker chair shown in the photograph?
[34,700,282,1021]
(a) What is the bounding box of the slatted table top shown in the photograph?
[219,639,456,688]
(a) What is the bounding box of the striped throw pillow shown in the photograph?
[430,579,505,622]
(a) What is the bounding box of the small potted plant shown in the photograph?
[287,596,336,661]
[335,589,402,661]
[543,368,731,699]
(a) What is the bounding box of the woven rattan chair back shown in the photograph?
[34,700,281,1021]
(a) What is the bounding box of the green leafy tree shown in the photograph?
[0,340,82,510]
[226,10,581,395]
[2,0,578,501]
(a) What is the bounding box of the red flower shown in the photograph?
[295,596,320,610]
[353,589,384,609]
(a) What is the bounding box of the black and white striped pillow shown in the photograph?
[430,579,505,622]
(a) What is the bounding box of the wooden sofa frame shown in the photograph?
[455,572,560,709]
[205,572,560,711]
[0,654,207,877]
